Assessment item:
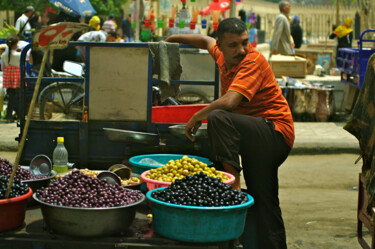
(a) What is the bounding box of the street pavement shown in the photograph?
[0,120,360,155]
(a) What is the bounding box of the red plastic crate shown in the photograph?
[152,104,209,123]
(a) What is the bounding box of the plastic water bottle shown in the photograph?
[53,137,69,174]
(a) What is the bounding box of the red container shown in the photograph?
[190,21,196,30]
[141,170,235,191]
[169,18,175,28]
[152,104,209,123]
[0,188,33,232]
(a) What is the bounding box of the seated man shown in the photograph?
[166,18,294,249]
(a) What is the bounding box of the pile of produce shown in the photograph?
[0,175,29,199]
[151,172,247,207]
[56,168,141,186]
[146,155,228,182]
[36,170,143,208]
[0,158,47,181]
[0,22,18,39]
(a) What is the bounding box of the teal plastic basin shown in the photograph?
[129,154,212,175]
[146,188,254,243]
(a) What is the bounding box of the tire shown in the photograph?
[39,82,84,121]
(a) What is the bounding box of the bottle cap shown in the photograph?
[57,137,64,143]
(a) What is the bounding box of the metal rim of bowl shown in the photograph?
[22,170,57,183]
[129,154,213,168]
[32,192,146,210]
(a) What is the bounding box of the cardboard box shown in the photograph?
[270,55,307,78]
[295,48,335,74]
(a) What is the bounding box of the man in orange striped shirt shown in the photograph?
[166,18,294,249]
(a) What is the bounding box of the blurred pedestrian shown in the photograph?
[15,6,34,38]
[102,14,116,33]
[329,17,353,59]
[291,16,303,49]
[77,30,118,61]
[1,36,21,122]
[121,14,133,42]
[271,1,294,56]
[88,16,101,31]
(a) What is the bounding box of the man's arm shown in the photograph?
[185,91,244,141]
[165,34,216,51]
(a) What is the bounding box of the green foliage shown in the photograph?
[89,0,128,17]
[0,22,18,38]
[0,0,129,18]
[0,0,54,13]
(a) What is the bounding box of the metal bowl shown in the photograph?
[33,192,145,237]
[123,173,143,190]
[168,123,207,139]
[103,128,157,145]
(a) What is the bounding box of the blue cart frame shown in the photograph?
[336,29,375,89]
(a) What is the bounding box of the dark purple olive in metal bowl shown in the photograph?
[22,170,57,206]
[33,192,145,237]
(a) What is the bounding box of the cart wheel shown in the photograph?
[176,92,209,104]
[39,82,84,121]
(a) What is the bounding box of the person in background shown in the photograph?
[271,1,294,56]
[77,30,118,61]
[102,14,117,33]
[15,6,34,38]
[121,14,133,42]
[88,16,101,31]
[1,36,22,123]
[329,17,353,60]
[291,16,303,49]
[29,13,42,31]
[166,18,294,249]
[248,12,258,48]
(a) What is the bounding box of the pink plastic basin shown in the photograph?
[141,170,235,191]
[0,188,33,232]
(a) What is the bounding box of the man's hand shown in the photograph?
[185,115,202,142]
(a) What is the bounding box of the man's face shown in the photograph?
[283,3,291,15]
[107,34,116,42]
[217,31,249,68]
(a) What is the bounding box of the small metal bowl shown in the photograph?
[29,154,52,176]
[169,123,208,139]
[113,166,132,180]
[97,171,122,185]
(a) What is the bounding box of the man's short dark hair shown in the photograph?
[25,6,34,13]
[217,18,247,41]
[107,30,118,38]
[279,1,289,11]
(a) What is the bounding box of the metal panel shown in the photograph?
[89,46,149,121]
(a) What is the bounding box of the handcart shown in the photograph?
[336,29,375,89]
[18,42,220,169]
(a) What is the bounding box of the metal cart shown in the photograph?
[18,42,219,169]
[337,29,375,89]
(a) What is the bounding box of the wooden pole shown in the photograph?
[230,0,236,18]
[135,0,140,42]
[336,0,340,25]
[5,46,50,199]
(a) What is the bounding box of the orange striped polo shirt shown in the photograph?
[209,43,295,148]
